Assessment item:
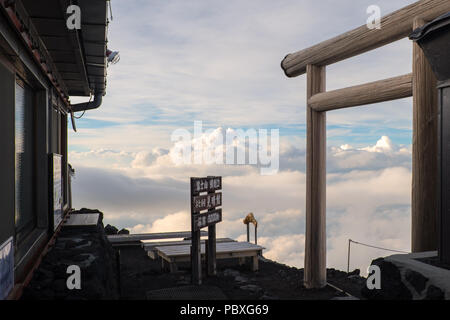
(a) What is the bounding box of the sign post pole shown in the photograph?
[207,193,217,276]
[190,178,202,285]
[190,176,222,284]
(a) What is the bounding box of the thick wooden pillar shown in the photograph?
[411,18,438,252]
[304,64,327,288]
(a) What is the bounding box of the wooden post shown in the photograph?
[191,229,201,284]
[190,178,202,285]
[304,64,327,289]
[207,223,217,276]
[439,83,450,264]
[252,255,259,272]
[347,239,351,273]
[411,18,438,253]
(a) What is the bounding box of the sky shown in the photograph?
[68,0,418,275]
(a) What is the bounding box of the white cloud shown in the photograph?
[259,234,306,268]
[131,148,169,168]
[71,133,412,274]
[361,136,394,153]
[69,0,416,143]
[68,0,418,275]
[130,211,191,234]
[328,136,411,172]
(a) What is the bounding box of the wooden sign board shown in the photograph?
[193,209,222,231]
[190,176,223,284]
[191,176,222,194]
[192,193,222,213]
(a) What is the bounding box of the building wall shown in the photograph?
[0,61,16,246]
[0,14,71,289]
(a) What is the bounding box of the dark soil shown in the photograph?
[118,246,367,300]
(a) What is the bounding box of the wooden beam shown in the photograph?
[304,65,327,289]
[308,74,413,112]
[281,0,450,77]
[107,231,208,243]
[411,18,438,252]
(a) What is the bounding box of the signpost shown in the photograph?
[190,176,222,285]
[193,209,222,231]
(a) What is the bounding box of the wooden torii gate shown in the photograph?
[280,0,450,289]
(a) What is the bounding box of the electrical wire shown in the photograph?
[72,93,93,119]
[350,239,409,254]
[73,109,85,119]
[347,239,409,273]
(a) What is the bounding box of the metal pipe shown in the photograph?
[71,93,103,112]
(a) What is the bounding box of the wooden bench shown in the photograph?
[107,231,208,247]
[156,241,265,273]
[143,238,236,259]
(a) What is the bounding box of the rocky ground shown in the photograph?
[22,210,368,300]
[22,208,450,300]
[118,245,367,300]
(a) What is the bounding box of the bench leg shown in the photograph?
[252,255,259,272]
[169,262,178,273]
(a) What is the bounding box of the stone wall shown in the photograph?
[361,252,450,300]
[22,209,119,300]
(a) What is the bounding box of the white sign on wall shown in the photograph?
[0,237,14,300]
[52,154,63,230]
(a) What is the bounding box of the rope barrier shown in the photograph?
[350,239,409,254]
[347,239,410,273]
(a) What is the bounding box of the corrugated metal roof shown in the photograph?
[21,0,108,97]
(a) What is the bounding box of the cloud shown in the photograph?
[259,234,306,268]
[328,136,411,173]
[70,0,416,150]
[71,133,412,274]
[131,148,169,168]
[68,0,418,274]
[129,211,191,234]
[72,166,189,222]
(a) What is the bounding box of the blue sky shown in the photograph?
[70,0,416,150]
[68,0,417,274]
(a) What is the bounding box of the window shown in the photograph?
[15,79,36,242]
[51,106,68,208]
[51,107,61,154]
[61,115,68,207]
